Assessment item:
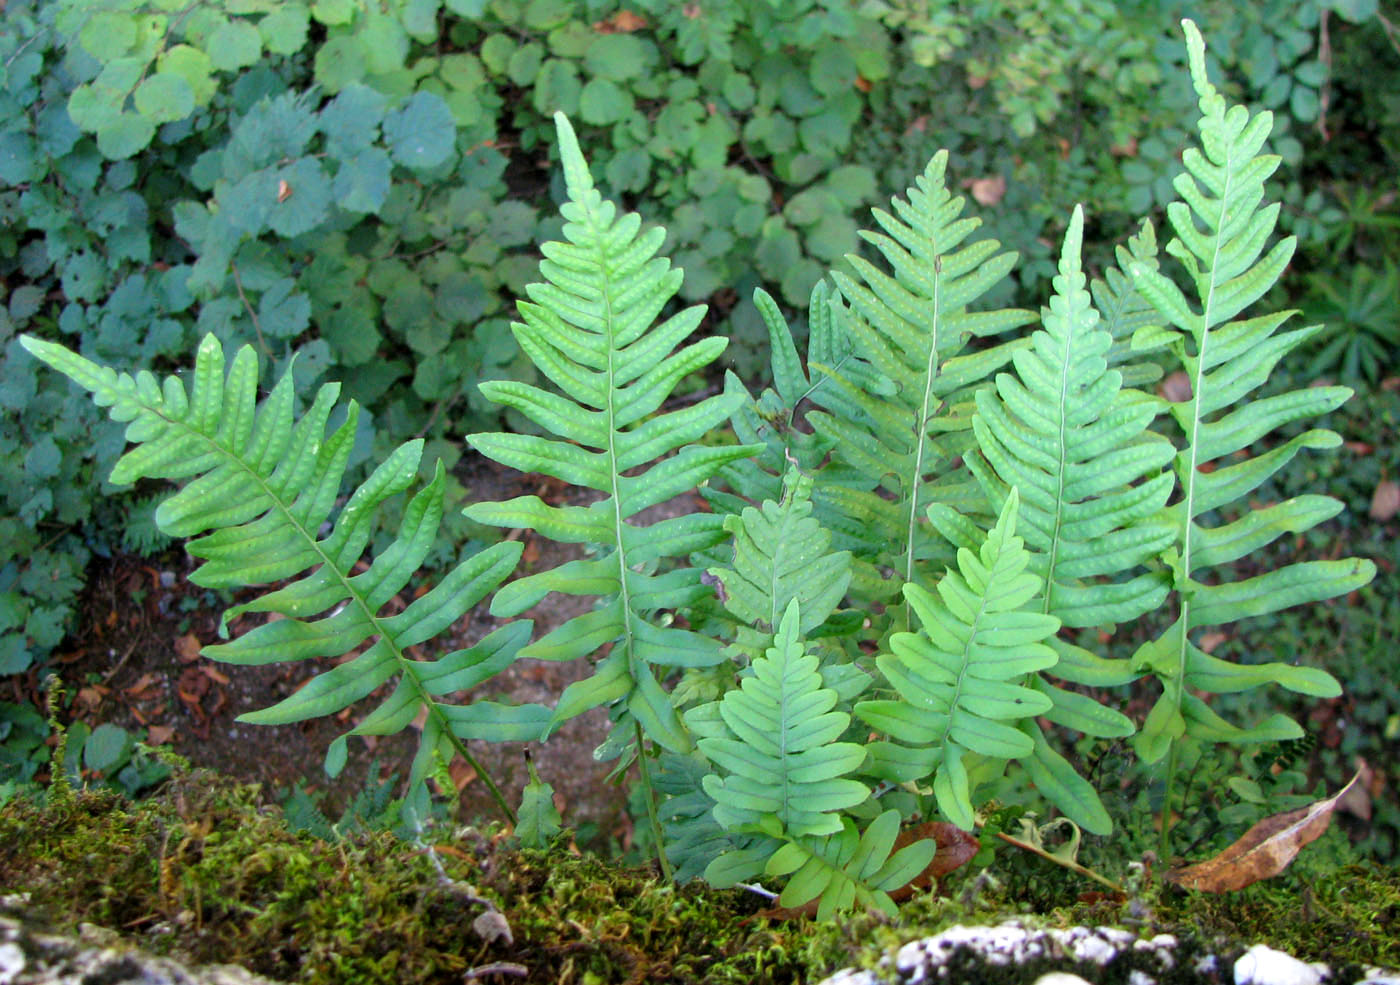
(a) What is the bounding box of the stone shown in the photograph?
[0,915,283,985]
[1233,945,1324,985]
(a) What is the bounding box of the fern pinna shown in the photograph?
[1125,21,1375,852]
[17,333,545,821]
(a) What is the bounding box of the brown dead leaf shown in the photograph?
[1336,758,1375,821]
[966,174,1006,206]
[1160,370,1193,403]
[277,179,292,203]
[1166,765,1368,892]
[200,664,230,685]
[146,725,175,745]
[593,9,647,32]
[1369,479,1399,520]
[854,75,872,92]
[1198,631,1227,654]
[889,821,979,901]
[174,633,202,663]
[1110,137,1139,157]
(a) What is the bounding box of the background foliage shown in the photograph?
[1,0,1397,857]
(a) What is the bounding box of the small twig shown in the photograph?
[230,262,271,358]
[463,963,528,980]
[994,831,1125,895]
[1317,9,1332,141]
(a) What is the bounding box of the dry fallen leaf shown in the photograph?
[1160,370,1193,403]
[1369,479,1399,521]
[890,821,980,900]
[174,633,202,663]
[594,9,646,32]
[146,724,175,745]
[1166,765,1368,892]
[967,174,1006,206]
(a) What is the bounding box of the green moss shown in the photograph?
[3,762,1396,984]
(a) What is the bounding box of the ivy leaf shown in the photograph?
[208,19,264,72]
[134,72,195,125]
[334,147,392,214]
[383,92,457,171]
[258,278,311,338]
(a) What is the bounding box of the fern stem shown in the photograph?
[1158,735,1182,859]
[442,729,516,827]
[633,720,673,882]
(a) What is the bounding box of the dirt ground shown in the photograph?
[22,452,713,852]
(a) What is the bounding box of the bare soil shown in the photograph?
[25,452,709,849]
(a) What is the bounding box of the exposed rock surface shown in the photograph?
[815,921,1399,985]
[0,914,283,985]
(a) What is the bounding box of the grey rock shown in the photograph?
[0,915,284,985]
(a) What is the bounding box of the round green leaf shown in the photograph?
[260,2,311,56]
[208,19,263,71]
[79,11,137,60]
[0,131,39,184]
[311,0,356,24]
[532,58,580,116]
[383,91,457,170]
[270,158,332,237]
[334,146,392,213]
[360,12,409,74]
[258,278,311,338]
[321,83,387,158]
[583,34,648,81]
[134,72,195,124]
[158,45,217,106]
[96,113,156,160]
[314,35,366,92]
[83,723,134,773]
[580,78,633,125]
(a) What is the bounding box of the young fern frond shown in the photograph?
[464,113,760,764]
[1126,21,1376,850]
[810,152,1036,608]
[708,466,853,662]
[18,334,542,820]
[855,491,1062,831]
[689,600,933,915]
[692,599,869,840]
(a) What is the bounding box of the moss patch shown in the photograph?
[2,764,1396,985]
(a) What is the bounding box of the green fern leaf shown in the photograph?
[709,466,853,661]
[19,333,544,807]
[691,599,870,839]
[465,114,761,753]
[856,490,1062,831]
[1126,22,1376,772]
[809,150,1036,611]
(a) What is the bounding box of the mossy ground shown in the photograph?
[2,759,1396,985]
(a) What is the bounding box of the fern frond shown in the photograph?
[855,490,1063,831]
[464,114,761,755]
[19,333,544,817]
[691,600,870,839]
[709,466,853,662]
[1125,22,1376,778]
[809,151,1036,610]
